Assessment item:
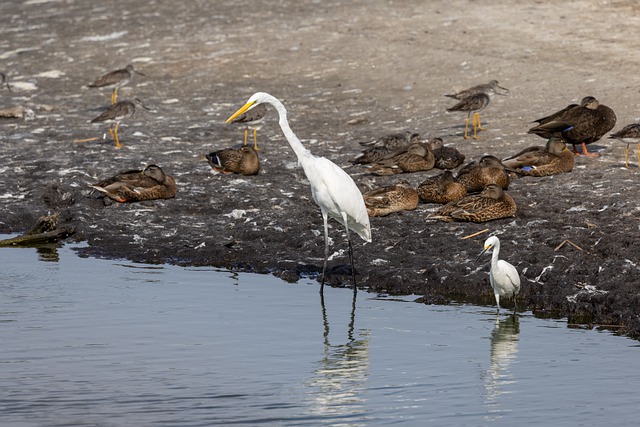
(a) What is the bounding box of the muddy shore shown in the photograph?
[1,1,639,338]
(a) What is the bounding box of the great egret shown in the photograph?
[90,98,150,148]
[226,92,371,293]
[528,96,617,157]
[88,64,146,105]
[205,146,260,176]
[477,236,521,314]
[90,164,176,203]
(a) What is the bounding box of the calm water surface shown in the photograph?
[0,243,638,426]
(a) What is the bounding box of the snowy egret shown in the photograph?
[226,92,372,294]
[88,64,146,105]
[477,236,521,314]
[90,165,176,203]
[528,96,616,157]
[90,98,150,148]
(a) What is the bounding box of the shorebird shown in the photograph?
[446,81,509,139]
[528,96,617,157]
[477,236,521,314]
[226,92,371,294]
[609,124,640,168]
[363,180,419,217]
[88,64,146,105]
[445,80,509,100]
[502,137,574,176]
[228,102,267,150]
[430,184,516,223]
[205,146,260,175]
[0,72,11,92]
[90,98,150,148]
[417,170,467,204]
[90,165,176,203]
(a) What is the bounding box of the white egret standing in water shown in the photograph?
[226,92,372,294]
[477,236,521,314]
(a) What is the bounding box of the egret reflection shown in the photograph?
[305,289,371,423]
[483,314,520,421]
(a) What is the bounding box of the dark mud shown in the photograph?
[1,1,639,338]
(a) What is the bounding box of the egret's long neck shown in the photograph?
[265,95,311,160]
[491,240,501,267]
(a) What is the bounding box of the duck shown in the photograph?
[353,131,420,164]
[87,64,146,105]
[528,96,617,157]
[363,180,419,217]
[426,138,466,169]
[502,137,574,176]
[430,184,516,223]
[228,102,268,150]
[90,164,177,203]
[455,155,510,192]
[205,146,260,175]
[417,170,467,204]
[609,123,640,168]
[369,142,435,175]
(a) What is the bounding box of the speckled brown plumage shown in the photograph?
[369,142,435,175]
[90,164,176,203]
[205,146,260,175]
[426,138,466,169]
[502,137,574,177]
[417,170,467,204]
[363,180,419,217]
[353,132,420,164]
[431,184,516,223]
[455,155,509,192]
[528,96,617,157]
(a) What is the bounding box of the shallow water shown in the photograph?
[0,243,638,426]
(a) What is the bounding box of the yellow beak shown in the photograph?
[226,100,256,123]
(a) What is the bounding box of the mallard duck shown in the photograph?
[353,132,420,164]
[455,155,510,192]
[430,184,516,223]
[445,80,509,100]
[417,170,467,204]
[88,64,146,104]
[528,96,617,157]
[90,98,150,148]
[446,82,508,140]
[502,137,574,176]
[228,102,267,150]
[609,123,640,168]
[90,164,176,203]
[363,180,419,217]
[426,138,466,169]
[205,146,260,175]
[369,142,435,175]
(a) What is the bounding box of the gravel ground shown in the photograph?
[1,0,639,338]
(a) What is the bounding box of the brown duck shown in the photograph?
[426,138,466,170]
[455,155,509,192]
[502,137,574,177]
[205,146,260,175]
[353,132,420,164]
[528,96,617,157]
[430,184,516,223]
[417,170,467,204]
[369,142,435,175]
[90,164,176,203]
[363,180,419,217]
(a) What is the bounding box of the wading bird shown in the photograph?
[229,102,267,150]
[477,236,521,314]
[609,123,640,168]
[226,92,371,294]
[90,98,150,148]
[88,64,146,105]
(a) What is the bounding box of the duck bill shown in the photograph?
[226,101,256,123]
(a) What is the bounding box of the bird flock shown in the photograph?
[1,68,634,311]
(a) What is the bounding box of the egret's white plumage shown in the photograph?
[478,236,521,313]
[226,92,371,293]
